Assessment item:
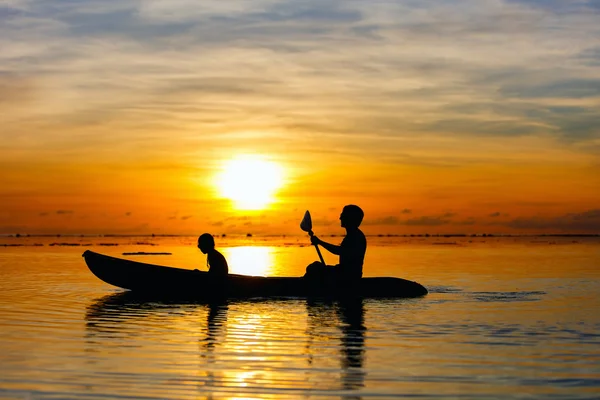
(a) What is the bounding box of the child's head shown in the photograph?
[197,233,215,254]
[340,205,364,228]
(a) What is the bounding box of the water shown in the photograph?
[0,236,599,399]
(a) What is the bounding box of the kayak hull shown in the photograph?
[82,250,428,299]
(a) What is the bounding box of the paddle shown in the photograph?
[300,210,325,265]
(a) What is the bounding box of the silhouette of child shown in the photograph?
[305,205,367,283]
[198,233,229,276]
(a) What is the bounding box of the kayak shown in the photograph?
[82,250,428,299]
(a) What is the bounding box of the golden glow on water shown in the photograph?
[223,246,275,276]
[1,238,599,399]
[218,308,314,394]
[214,155,284,210]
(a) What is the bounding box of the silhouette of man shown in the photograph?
[304,205,367,284]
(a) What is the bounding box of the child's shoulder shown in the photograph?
[215,249,225,257]
[210,248,227,260]
[209,248,223,256]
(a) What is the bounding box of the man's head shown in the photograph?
[197,233,215,254]
[340,204,364,229]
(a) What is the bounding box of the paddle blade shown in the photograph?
[300,210,312,232]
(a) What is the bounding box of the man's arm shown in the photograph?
[311,236,341,255]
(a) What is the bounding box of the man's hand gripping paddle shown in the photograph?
[300,210,325,265]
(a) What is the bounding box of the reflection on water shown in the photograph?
[2,239,600,399]
[307,299,366,399]
[84,294,368,398]
[338,300,366,394]
[203,300,228,352]
[223,246,275,276]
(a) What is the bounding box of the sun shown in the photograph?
[215,155,284,210]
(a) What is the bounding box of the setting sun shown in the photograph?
[215,156,285,210]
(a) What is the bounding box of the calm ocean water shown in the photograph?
[0,235,599,399]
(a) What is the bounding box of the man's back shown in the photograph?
[339,228,367,279]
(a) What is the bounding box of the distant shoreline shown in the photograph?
[0,233,598,238]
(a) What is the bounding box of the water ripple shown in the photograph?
[1,244,600,399]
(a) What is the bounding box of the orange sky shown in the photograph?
[1,0,599,235]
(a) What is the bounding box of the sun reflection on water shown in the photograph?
[223,246,275,276]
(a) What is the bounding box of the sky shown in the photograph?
[1,0,599,235]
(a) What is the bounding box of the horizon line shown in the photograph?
[1,233,598,238]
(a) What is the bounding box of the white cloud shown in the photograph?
[0,0,599,161]
[135,0,281,23]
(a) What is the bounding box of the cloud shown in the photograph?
[365,211,467,227]
[364,216,400,225]
[0,75,37,108]
[313,218,334,226]
[501,79,600,99]
[225,216,252,221]
[180,215,192,220]
[579,46,600,66]
[1,0,598,156]
[125,211,132,216]
[506,209,600,232]
[0,0,599,236]
[401,215,453,227]
[455,217,477,226]
[506,0,600,13]
[55,210,73,215]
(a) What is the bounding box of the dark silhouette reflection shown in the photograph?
[202,300,228,353]
[199,301,228,400]
[85,292,229,397]
[85,291,227,340]
[85,291,154,339]
[85,293,366,397]
[306,298,366,399]
[338,298,366,394]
